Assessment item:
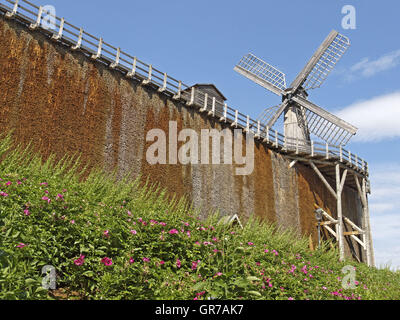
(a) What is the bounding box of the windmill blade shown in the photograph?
[234,53,287,96]
[291,30,350,91]
[257,105,282,125]
[266,100,290,128]
[292,96,357,145]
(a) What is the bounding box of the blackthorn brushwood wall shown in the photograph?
[0,16,366,260]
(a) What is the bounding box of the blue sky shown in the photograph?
[38,0,400,269]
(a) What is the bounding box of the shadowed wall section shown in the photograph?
[0,16,364,257]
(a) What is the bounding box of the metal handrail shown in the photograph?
[0,0,369,176]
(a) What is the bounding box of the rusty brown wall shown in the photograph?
[0,16,364,258]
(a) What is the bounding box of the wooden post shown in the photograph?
[336,164,345,261]
[72,28,83,51]
[209,97,216,117]
[91,38,103,60]
[142,65,152,85]
[219,103,227,122]
[51,17,65,41]
[363,178,374,266]
[29,5,43,30]
[110,47,121,69]
[200,93,208,112]
[126,57,137,78]
[159,73,168,93]
[173,81,182,100]
[5,0,19,19]
[187,87,195,106]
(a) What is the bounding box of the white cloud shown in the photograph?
[336,91,400,142]
[346,49,400,80]
[368,163,400,269]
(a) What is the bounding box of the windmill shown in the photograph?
[234,30,357,147]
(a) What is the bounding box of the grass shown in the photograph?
[0,133,399,300]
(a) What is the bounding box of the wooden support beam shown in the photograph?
[309,161,337,199]
[344,231,361,236]
[336,164,345,261]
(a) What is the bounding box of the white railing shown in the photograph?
[0,0,369,176]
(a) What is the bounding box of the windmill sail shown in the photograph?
[290,31,350,92]
[234,53,287,96]
[292,96,357,145]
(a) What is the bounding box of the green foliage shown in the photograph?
[0,133,399,300]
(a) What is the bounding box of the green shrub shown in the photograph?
[0,133,399,300]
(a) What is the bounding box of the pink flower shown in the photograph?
[101,257,112,267]
[186,231,191,238]
[42,196,51,204]
[40,182,48,186]
[160,222,167,226]
[215,272,223,277]
[288,297,294,300]
[248,242,254,246]
[176,259,182,268]
[143,257,150,263]
[322,286,327,290]
[159,260,165,266]
[127,210,132,216]
[169,229,179,235]
[16,243,26,249]
[101,257,113,266]
[56,194,64,201]
[191,260,200,271]
[17,180,22,185]
[74,255,85,266]
[23,209,30,216]
[5,181,12,186]
[184,222,189,227]
[70,220,75,224]
[130,230,137,235]
[103,230,110,237]
[0,192,9,197]
[264,249,269,253]
[129,257,135,264]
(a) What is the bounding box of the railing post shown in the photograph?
[187,87,195,106]
[208,97,216,117]
[158,73,168,93]
[340,145,343,162]
[256,121,261,139]
[173,81,182,100]
[326,142,329,160]
[275,130,278,147]
[29,5,43,30]
[6,0,20,19]
[231,110,238,128]
[110,47,121,69]
[200,94,208,112]
[311,140,315,157]
[245,115,250,133]
[72,28,83,50]
[142,64,153,85]
[220,103,227,123]
[349,150,352,166]
[126,57,137,78]
[91,37,103,60]
[51,17,64,41]
[355,154,359,170]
